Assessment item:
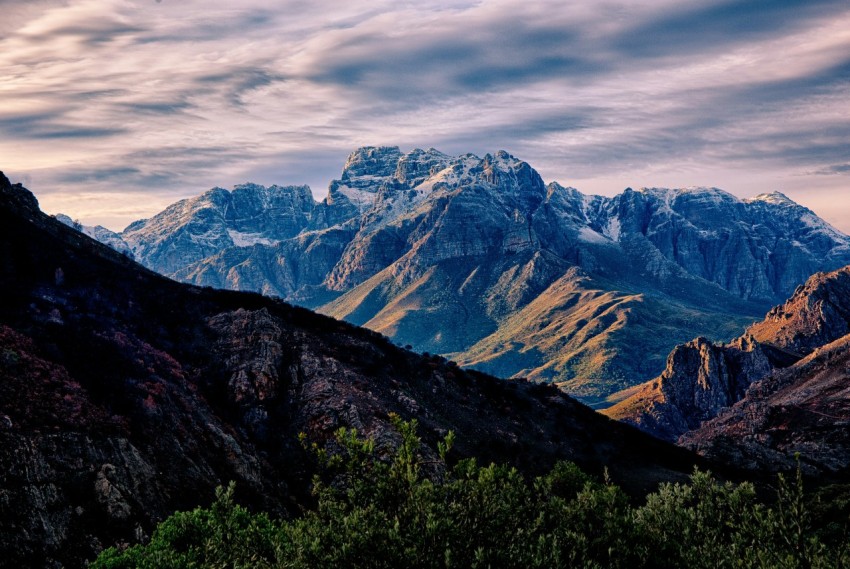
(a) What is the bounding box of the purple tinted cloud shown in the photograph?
[0,0,847,230]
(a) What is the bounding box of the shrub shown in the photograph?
[93,423,850,569]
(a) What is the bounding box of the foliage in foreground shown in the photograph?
[93,416,850,568]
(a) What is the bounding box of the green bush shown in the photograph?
[92,483,280,569]
[93,419,850,569]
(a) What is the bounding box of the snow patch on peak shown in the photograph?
[638,186,739,203]
[201,187,230,200]
[578,226,612,245]
[484,150,523,172]
[403,147,450,161]
[336,185,378,208]
[745,192,847,241]
[227,229,278,248]
[233,182,265,192]
[799,212,848,243]
[604,217,621,242]
[344,145,401,162]
[746,191,797,207]
[342,146,402,179]
[679,186,732,196]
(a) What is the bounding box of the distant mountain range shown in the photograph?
[0,171,704,566]
[58,146,850,401]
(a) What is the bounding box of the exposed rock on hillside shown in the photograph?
[747,266,850,354]
[606,266,850,448]
[604,336,774,440]
[681,334,850,475]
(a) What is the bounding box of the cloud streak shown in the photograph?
[0,0,848,231]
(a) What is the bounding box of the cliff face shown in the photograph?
[680,334,850,475]
[676,267,850,475]
[747,266,850,354]
[606,266,850,453]
[0,172,703,567]
[603,336,774,441]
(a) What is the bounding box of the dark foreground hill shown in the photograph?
[0,173,704,567]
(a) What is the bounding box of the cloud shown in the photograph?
[814,164,850,175]
[0,0,848,231]
[612,0,845,58]
[0,110,128,139]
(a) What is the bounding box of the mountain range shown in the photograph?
[60,146,850,403]
[0,172,707,567]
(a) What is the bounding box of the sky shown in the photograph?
[1,0,849,231]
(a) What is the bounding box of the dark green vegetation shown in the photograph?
[95,418,849,569]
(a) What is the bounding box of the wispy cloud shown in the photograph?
[1,0,848,230]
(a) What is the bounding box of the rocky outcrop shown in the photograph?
[747,266,850,354]
[676,266,850,474]
[0,173,705,567]
[681,334,850,475]
[606,265,850,443]
[604,336,774,441]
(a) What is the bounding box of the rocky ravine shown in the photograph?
[0,172,706,567]
[606,266,850,475]
[58,146,850,400]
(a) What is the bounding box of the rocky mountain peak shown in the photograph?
[393,148,451,187]
[119,182,320,274]
[478,151,546,213]
[54,214,134,257]
[746,191,797,206]
[341,146,404,185]
[325,147,408,220]
[198,186,232,206]
[746,190,847,249]
[605,264,850,444]
[747,266,850,354]
[638,186,737,199]
[680,328,850,475]
[632,187,742,217]
[678,269,850,474]
[603,330,774,441]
